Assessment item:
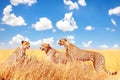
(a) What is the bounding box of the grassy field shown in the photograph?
[0,49,120,80]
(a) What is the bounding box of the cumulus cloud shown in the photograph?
[111,29,115,32]
[113,44,119,48]
[31,37,54,45]
[8,34,54,49]
[67,35,75,43]
[63,0,79,10]
[52,29,56,33]
[106,27,115,32]
[10,0,37,6]
[111,18,117,26]
[82,41,92,48]
[9,34,29,45]
[85,26,95,31]
[2,5,27,26]
[42,37,54,44]
[30,40,42,46]
[56,12,78,31]
[99,45,109,49]
[0,42,5,49]
[78,0,87,6]
[32,17,53,31]
[63,0,87,10]
[30,37,54,48]
[108,6,120,16]
[1,34,29,49]
[0,42,5,46]
[106,27,110,31]
[0,28,5,31]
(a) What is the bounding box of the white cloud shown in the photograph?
[78,0,87,6]
[32,17,53,31]
[10,0,37,6]
[31,37,54,46]
[106,27,110,31]
[56,12,78,31]
[4,34,54,49]
[9,34,29,45]
[1,34,30,49]
[52,29,56,33]
[106,27,115,32]
[85,26,95,31]
[99,45,109,49]
[0,28,5,31]
[67,35,75,40]
[63,0,79,10]
[30,40,42,46]
[30,37,54,48]
[108,6,120,16]
[0,42,5,45]
[67,35,75,43]
[113,44,119,48]
[111,18,117,26]
[63,0,87,10]
[30,40,42,49]
[42,37,54,44]
[2,5,27,26]
[0,42,5,49]
[82,41,92,48]
[111,29,115,32]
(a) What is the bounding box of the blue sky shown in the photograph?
[0,0,120,49]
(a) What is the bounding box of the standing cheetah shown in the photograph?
[58,38,117,75]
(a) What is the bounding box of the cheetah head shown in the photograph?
[58,38,68,46]
[21,41,30,49]
[40,43,52,53]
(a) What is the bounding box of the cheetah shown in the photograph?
[58,38,117,75]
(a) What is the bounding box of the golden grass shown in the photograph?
[0,49,120,80]
[0,49,46,63]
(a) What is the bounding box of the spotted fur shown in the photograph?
[40,43,69,64]
[58,38,117,75]
[8,41,30,65]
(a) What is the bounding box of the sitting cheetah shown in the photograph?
[7,41,30,65]
[40,43,70,64]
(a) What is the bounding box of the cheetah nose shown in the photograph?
[58,42,61,44]
[28,46,30,48]
[40,47,44,50]
[40,47,42,50]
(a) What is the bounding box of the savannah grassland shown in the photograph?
[0,49,120,80]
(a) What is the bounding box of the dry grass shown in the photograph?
[0,49,120,80]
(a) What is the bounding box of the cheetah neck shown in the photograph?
[47,48,56,57]
[19,45,26,51]
[64,42,70,49]
[46,46,52,53]
[14,46,26,56]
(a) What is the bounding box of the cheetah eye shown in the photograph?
[59,40,62,42]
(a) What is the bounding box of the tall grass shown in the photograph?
[0,49,120,80]
[0,56,109,80]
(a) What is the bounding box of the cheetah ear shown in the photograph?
[47,44,50,47]
[64,38,67,41]
[21,41,25,44]
[63,38,67,42]
[48,44,52,49]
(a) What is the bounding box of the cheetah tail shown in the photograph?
[103,66,117,75]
